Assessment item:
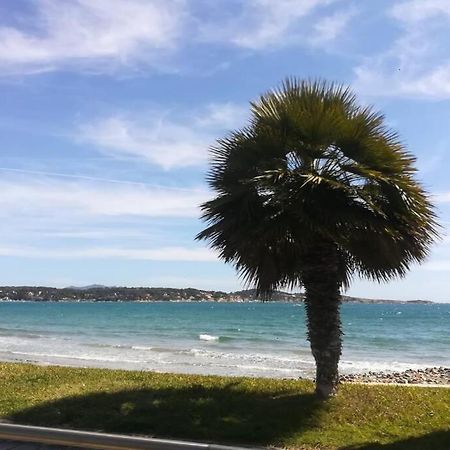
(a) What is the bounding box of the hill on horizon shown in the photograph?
[0,285,433,304]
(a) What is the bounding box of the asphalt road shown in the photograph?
[0,442,77,449]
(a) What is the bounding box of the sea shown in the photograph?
[0,301,448,378]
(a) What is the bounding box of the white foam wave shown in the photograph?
[187,347,311,364]
[339,359,430,374]
[4,350,144,364]
[199,334,219,341]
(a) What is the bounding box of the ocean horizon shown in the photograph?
[0,301,448,378]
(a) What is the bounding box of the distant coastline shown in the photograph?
[0,285,434,304]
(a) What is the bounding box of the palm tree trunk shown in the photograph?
[302,244,342,399]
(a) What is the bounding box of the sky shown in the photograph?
[1,0,450,302]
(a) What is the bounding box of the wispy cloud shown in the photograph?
[79,103,248,169]
[432,192,450,204]
[0,0,185,74]
[198,0,348,50]
[0,175,212,261]
[310,8,357,46]
[390,0,450,22]
[354,0,450,99]
[420,259,450,271]
[0,0,359,76]
[0,176,208,218]
[0,245,216,262]
[232,0,335,49]
[0,167,173,186]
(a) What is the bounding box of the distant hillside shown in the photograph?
[0,286,433,304]
[65,284,107,290]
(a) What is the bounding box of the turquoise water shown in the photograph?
[0,301,448,378]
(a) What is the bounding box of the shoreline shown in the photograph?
[0,298,439,304]
[0,286,439,303]
[2,350,449,382]
[3,358,449,386]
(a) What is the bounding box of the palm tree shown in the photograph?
[196,79,438,398]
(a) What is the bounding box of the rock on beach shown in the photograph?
[339,366,450,385]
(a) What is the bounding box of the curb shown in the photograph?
[0,423,260,450]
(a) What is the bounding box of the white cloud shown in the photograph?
[0,0,185,74]
[0,0,358,76]
[0,245,216,262]
[310,8,356,46]
[355,61,450,100]
[233,0,333,49]
[354,0,450,99]
[194,103,249,129]
[199,0,341,50]
[40,229,150,240]
[432,192,450,203]
[420,260,450,271]
[0,176,214,261]
[390,0,450,23]
[0,177,208,218]
[80,116,207,169]
[79,103,248,169]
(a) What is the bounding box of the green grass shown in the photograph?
[0,363,449,449]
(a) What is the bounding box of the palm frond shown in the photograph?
[196,78,440,297]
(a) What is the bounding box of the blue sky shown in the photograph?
[1,0,450,301]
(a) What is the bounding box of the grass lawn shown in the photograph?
[0,362,448,449]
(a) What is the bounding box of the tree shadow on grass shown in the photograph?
[7,382,324,446]
[342,429,450,450]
